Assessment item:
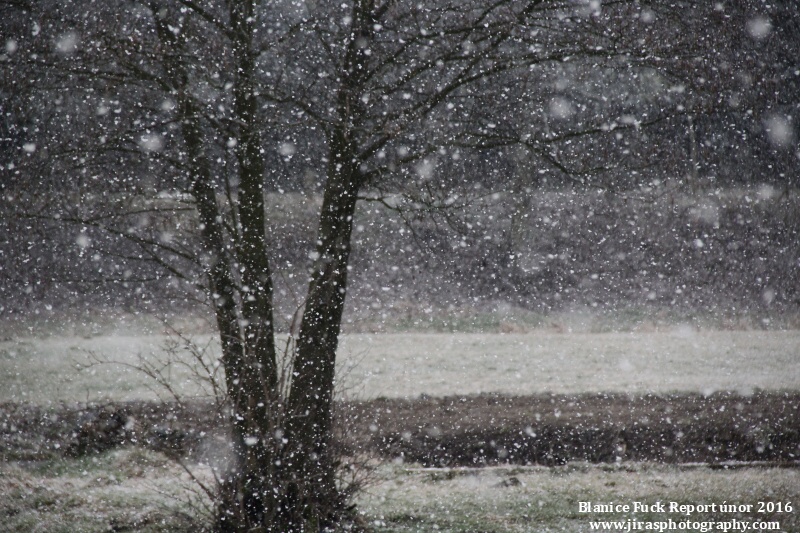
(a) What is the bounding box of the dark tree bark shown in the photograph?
[150,3,281,528]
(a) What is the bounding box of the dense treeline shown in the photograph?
[1,1,796,322]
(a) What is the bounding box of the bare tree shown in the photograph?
[0,0,726,531]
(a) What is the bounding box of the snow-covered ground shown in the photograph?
[1,330,797,403]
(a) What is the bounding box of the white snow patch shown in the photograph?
[55,32,80,54]
[548,97,573,119]
[139,133,164,152]
[76,234,91,249]
[763,114,794,148]
[279,142,296,157]
[746,16,772,40]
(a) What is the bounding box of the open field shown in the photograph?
[338,330,800,399]
[1,450,798,533]
[1,329,798,531]
[360,463,800,533]
[0,330,798,404]
[0,448,200,533]
[1,389,798,531]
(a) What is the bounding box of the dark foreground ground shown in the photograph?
[2,391,798,467]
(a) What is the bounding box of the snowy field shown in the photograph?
[2,450,798,532]
[2,329,798,532]
[1,330,798,404]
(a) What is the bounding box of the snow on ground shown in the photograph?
[1,330,797,403]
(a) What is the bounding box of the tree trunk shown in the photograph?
[155,4,281,527]
[273,6,375,528]
[213,1,283,528]
[279,123,361,528]
[170,1,373,529]
[182,97,279,530]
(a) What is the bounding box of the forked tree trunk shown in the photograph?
[190,1,373,529]
[211,128,361,531]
